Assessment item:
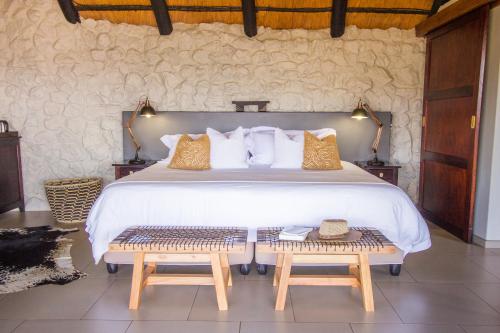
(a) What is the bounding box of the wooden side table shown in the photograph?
[256,228,396,312]
[112,161,157,180]
[354,161,401,186]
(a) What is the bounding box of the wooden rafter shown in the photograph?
[416,0,495,36]
[150,0,173,35]
[331,0,348,38]
[57,0,80,24]
[430,0,450,16]
[241,0,257,37]
[74,4,432,16]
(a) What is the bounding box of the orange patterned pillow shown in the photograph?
[302,131,342,170]
[168,134,211,170]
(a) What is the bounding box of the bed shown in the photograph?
[86,111,430,275]
[86,161,430,273]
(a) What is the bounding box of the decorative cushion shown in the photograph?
[302,131,342,170]
[206,127,249,169]
[160,133,203,164]
[168,134,211,170]
[271,128,304,169]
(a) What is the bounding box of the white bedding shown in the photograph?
[86,162,431,263]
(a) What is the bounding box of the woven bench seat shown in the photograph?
[256,227,396,312]
[109,226,248,311]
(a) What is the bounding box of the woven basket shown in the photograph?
[44,177,102,224]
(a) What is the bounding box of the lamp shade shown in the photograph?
[139,99,156,118]
[351,101,368,120]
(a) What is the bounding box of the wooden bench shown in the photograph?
[108,226,247,311]
[256,227,396,312]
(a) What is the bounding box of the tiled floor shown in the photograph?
[0,211,499,333]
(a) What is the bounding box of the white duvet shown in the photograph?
[86,162,431,263]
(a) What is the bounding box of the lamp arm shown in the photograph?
[125,101,143,153]
[362,103,383,154]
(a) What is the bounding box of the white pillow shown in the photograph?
[159,133,202,164]
[207,127,249,169]
[271,128,337,169]
[248,126,276,166]
[271,128,304,169]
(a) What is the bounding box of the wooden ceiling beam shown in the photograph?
[416,0,495,36]
[241,0,257,37]
[430,0,450,16]
[150,0,173,35]
[331,0,348,38]
[74,4,430,15]
[57,0,80,24]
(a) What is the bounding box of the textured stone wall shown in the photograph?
[0,0,425,210]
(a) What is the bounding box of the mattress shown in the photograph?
[86,162,431,263]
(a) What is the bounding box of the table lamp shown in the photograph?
[351,99,384,166]
[126,97,156,165]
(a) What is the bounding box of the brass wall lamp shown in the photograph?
[351,99,384,166]
[126,97,156,165]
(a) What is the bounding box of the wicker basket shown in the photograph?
[44,177,102,224]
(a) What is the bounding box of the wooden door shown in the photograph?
[419,7,489,242]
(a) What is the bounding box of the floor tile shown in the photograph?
[69,234,94,270]
[290,285,401,323]
[469,256,500,279]
[351,323,464,333]
[422,230,491,257]
[370,265,416,282]
[189,280,294,322]
[241,321,352,333]
[126,321,239,333]
[461,326,500,333]
[0,278,112,320]
[13,320,130,333]
[403,254,499,283]
[0,211,55,228]
[84,279,197,320]
[82,261,118,280]
[465,283,500,312]
[0,320,22,333]
[378,282,500,325]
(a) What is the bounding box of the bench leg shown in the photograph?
[220,253,232,287]
[275,253,293,311]
[273,254,284,287]
[129,252,145,310]
[358,253,374,312]
[146,262,157,274]
[348,264,360,287]
[211,253,229,311]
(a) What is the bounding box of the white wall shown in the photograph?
[0,0,426,210]
[474,5,500,245]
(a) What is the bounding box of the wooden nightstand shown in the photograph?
[112,161,157,180]
[354,161,401,186]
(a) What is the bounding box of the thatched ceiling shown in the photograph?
[58,0,450,37]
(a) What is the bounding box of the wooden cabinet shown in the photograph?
[0,132,25,213]
[355,162,400,186]
[112,161,157,180]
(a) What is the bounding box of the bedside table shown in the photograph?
[354,161,401,186]
[112,161,157,180]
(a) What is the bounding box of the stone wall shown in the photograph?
[0,0,425,210]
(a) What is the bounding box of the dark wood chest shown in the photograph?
[0,132,25,213]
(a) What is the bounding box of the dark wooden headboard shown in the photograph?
[122,111,392,163]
